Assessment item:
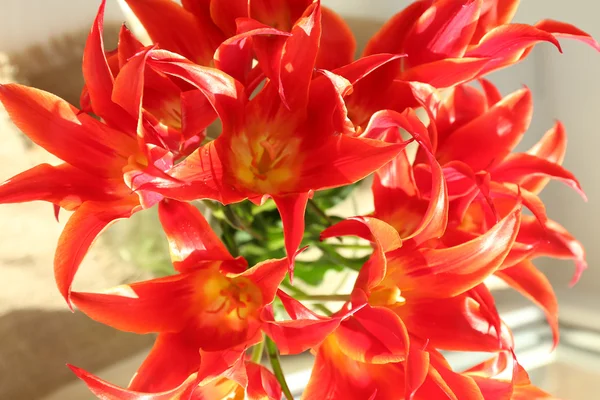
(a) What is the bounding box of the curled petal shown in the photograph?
[521,121,567,193]
[466,24,561,75]
[56,199,137,304]
[68,365,198,400]
[321,216,402,291]
[495,260,559,347]
[399,57,489,88]
[491,152,586,200]
[395,207,521,298]
[535,19,600,51]
[239,258,290,307]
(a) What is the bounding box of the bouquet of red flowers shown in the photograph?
[0,0,596,398]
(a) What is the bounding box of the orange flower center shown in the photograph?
[229,130,301,194]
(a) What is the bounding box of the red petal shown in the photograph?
[262,291,364,355]
[83,0,134,133]
[245,362,282,400]
[278,2,322,110]
[334,305,409,364]
[518,216,587,286]
[0,84,139,178]
[321,216,402,291]
[437,84,489,142]
[68,364,198,400]
[363,1,429,56]
[436,87,533,171]
[405,348,430,400]
[70,272,197,334]
[535,19,600,51]
[395,207,521,298]
[403,0,482,67]
[398,293,513,352]
[124,0,224,65]
[239,258,289,307]
[294,134,409,193]
[495,260,559,347]
[491,152,586,200]
[208,0,248,37]
[316,7,356,70]
[147,50,245,132]
[112,47,150,121]
[520,121,567,193]
[466,24,561,75]
[272,193,309,276]
[399,57,489,88]
[471,0,520,43]
[128,332,201,392]
[129,140,246,204]
[478,78,503,107]
[157,199,239,272]
[117,25,144,68]
[0,163,126,208]
[55,200,136,304]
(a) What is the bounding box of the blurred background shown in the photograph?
[0,0,598,399]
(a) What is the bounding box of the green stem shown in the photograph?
[265,337,294,400]
[307,199,335,226]
[292,294,351,302]
[251,335,265,363]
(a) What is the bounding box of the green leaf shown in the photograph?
[293,257,345,286]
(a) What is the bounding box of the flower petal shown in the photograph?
[272,193,309,275]
[491,152,586,200]
[246,362,283,400]
[436,87,533,171]
[334,305,409,364]
[399,57,489,88]
[239,258,290,307]
[278,2,322,110]
[317,7,356,70]
[394,206,521,298]
[466,24,561,75]
[157,199,241,272]
[84,0,134,133]
[520,121,567,194]
[262,291,364,355]
[534,19,600,51]
[0,163,126,209]
[128,331,202,392]
[0,84,139,178]
[402,0,482,67]
[56,200,137,304]
[68,364,198,400]
[70,272,198,334]
[363,1,429,56]
[495,260,559,347]
[124,0,224,65]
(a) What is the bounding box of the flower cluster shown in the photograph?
[0,0,597,398]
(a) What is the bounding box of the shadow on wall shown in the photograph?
[0,308,154,400]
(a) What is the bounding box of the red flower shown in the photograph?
[128,3,408,274]
[363,0,599,87]
[70,200,350,392]
[123,0,355,72]
[409,81,586,345]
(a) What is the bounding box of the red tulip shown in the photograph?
[364,0,599,87]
